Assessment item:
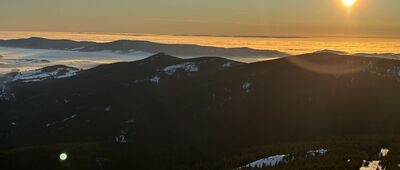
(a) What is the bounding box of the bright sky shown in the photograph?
[0,0,399,37]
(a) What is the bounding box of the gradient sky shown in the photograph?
[1,0,399,37]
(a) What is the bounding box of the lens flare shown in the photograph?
[59,153,68,161]
[286,53,367,75]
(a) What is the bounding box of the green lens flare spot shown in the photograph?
[59,153,68,161]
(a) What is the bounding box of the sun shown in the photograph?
[342,0,357,7]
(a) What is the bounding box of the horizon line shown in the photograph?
[2,30,400,39]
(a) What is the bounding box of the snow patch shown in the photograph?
[149,75,160,84]
[45,121,57,127]
[163,62,199,75]
[237,148,329,169]
[45,114,77,127]
[115,135,128,144]
[238,155,287,169]
[307,149,328,157]
[120,129,128,135]
[379,148,389,158]
[242,81,252,93]
[63,114,77,121]
[135,75,160,84]
[360,160,384,170]
[359,148,389,170]
[11,67,78,83]
[222,62,233,68]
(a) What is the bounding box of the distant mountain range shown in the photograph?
[0,37,288,58]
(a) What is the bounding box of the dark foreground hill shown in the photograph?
[1,52,400,169]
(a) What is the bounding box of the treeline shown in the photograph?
[1,135,400,170]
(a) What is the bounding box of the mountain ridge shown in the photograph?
[2,52,400,150]
[2,52,400,169]
[0,37,288,58]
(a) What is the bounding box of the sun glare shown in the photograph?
[342,0,357,7]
